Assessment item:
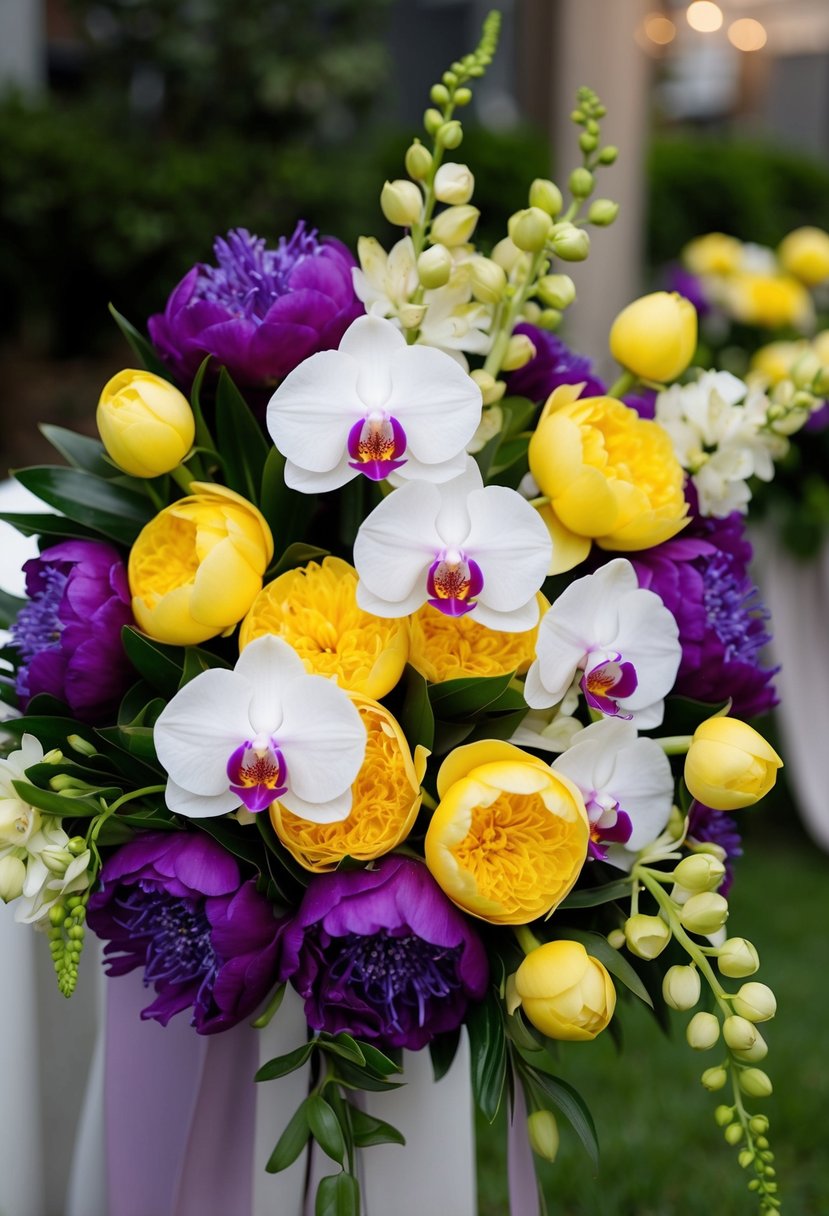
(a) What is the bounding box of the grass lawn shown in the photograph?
[475,804,829,1216]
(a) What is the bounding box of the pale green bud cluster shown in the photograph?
[49,892,88,998]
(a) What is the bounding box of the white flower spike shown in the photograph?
[524,558,681,728]
[266,313,482,493]
[154,635,366,824]
[353,458,552,631]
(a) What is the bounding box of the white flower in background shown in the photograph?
[266,314,482,492]
[0,734,44,854]
[655,371,785,517]
[15,820,92,925]
[551,718,674,866]
[509,705,583,754]
[154,635,366,824]
[524,559,681,729]
[353,457,552,631]
[353,236,420,318]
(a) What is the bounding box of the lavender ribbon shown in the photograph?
[508,1079,541,1216]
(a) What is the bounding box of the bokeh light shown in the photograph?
[644,13,677,46]
[728,18,768,52]
[686,2,724,33]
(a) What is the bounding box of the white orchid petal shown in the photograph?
[353,481,442,599]
[267,350,364,472]
[338,314,405,410]
[356,580,429,618]
[284,455,356,494]
[612,590,681,711]
[626,700,666,730]
[471,596,540,634]
[385,345,482,461]
[154,670,252,796]
[466,486,552,611]
[433,459,483,544]
[235,635,307,736]
[277,787,353,824]
[278,676,365,804]
[165,779,242,819]
[390,447,470,486]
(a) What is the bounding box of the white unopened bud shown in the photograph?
[470,370,506,407]
[733,1028,768,1062]
[381,180,423,227]
[662,965,701,1011]
[587,199,620,226]
[491,237,524,274]
[41,846,73,875]
[431,205,480,247]
[723,1015,757,1052]
[717,938,759,978]
[732,982,777,1023]
[405,141,433,181]
[501,334,537,372]
[0,855,26,902]
[528,178,563,217]
[417,245,453,289]
[433,162,474,205]
[624,913,671,960]
[469,257,506,304]
[508,207,552,253]
[674,854,727,893]
[679,891,729,935]
[687,1011,720,1050]
[536,274,576,310]
[738,1068,773,1099]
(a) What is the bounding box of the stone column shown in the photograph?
[0,0,45,93]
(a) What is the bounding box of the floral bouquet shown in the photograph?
[0,13,797,1215]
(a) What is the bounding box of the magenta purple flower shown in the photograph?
[581,656,638,718]
[505,323,606,402]
[227,738,288,812]
[427,554,484,617]
[347,414,407,480]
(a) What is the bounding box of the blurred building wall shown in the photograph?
[0,0,44,92]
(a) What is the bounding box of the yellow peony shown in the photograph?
[271,694,427,871]
[609,291,697,383]
[424,740,589,925]
[511,939,616,1041]
[682,233,743,277]
[684,717,782,811]
[724,272,813,330]
[240,556,408,699]
[408,597,543,683]
[128,483,273,645]
[528,384,688,571]
[778,226,829,287]
[97,370,195,479]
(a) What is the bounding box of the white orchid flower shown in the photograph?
[266,314,482,493]
[551,718,674,866]
[353,458,552,631]
[154,635,366,824]
[524,558,681,728]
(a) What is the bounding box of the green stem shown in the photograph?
[514,925,542,955]
[250,982,286,1029]
[420,789,438,812]
[144,481,166,512]
[606,370,637,399]
[170,464,196,494]
[483,248,546,378]
[637,867,728,1007]
[656,734,693,756]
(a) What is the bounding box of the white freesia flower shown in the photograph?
[353,458,552,631]
[353,236,419,317]
[15,820,91,925]
[551,718,674,867]
[0,734,44,854]
[524,559,681,728]
[509,705,583,753]
[154,635,366,824]
[266,314,482,492]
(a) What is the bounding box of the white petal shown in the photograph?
[154,670,252,795]
[626,699,666,730]
[390,447,470,486]
[278,675,366,804]
[523,659,561,710]
[353,481,442,599]
[284,454,356,494]
[385,345,482,463]
[434,459,483,545]
[267,351,362,472]
[338,315,406,410]
[471,596,540,633]
[356,580,429,618]
[612,590,681,711]
[277,787,353,824]
[553,718,637,792]
[165,779,242,819]
[466,486,552,611]
[602,738,673,851]
[235,635,307,736]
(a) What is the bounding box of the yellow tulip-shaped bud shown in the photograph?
[679,891,729,936]
[513,940,616,1041]
[686,1011,720,1050]
[381,179,424,227]
[508,207,552,253]
[732,983,776,1024]
[404,140,433,181]
[537,274,576,311]
[624,913,671,960]
[469,370,506,408]
[433,162,475,205]
[662,965,701,1011]
[701,1066,728,1092]
[587,199,619,227]
[527,1110,560,1162]
[129,483,273,645]
[717,937,760,978]
[684,717,782,811]
[97,370,195,478]
[430,205,480,247]
[529,178,563,217]
[609,292,697,383]
[778,226,829,286]
[673,853,726,893]
[549,225,590,262]
[0,855,26,903]
[417,245,453,289]
[723,1015,757,1053]
[501,334,537,372]
[469,256,507,304]
[739,1068,773,1099]
[425,741,589,924]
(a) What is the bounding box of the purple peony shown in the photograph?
[664,262,711,318]
[87,832,281,1034]
[505,323,606,402]
[687,803,743,895]
[279,856,489,1051]
[631,512,777,718]
[148,223,364,386]
[11,539,134,722]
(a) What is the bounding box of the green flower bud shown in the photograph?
[607,929,626,950]
[674,853,727,893]
[527,1109,560,1162]
[42,748,64,765]
[579,132,598,154]
[434,162,475,205]
[550,225,590,262]
[724,1123,744,1146]
[723,1015,758,1053]
[398,303,428,330]
[687,1011,720,1050]
[717,938,760,978]
[598,145,619,164]
[381,179,423,228]
[571,109,585,123]
[417,245,453,289]
[537,308,563,330]
[701,1066,727,1091]
[714,1105,734,1127]
[430,83,451,106]
[508,207,552,253]
[68,836,87,856]
[587,199,620,227]
[501,334,537,372]
[749,1115,769,1135]
[569,168,594,198]
[437,120,463,150]
[469,256,506,304]
[42,846,73,875]
[431,205,479,248]
[732,982,777,1023]
[469,371,506,407]
[49,902,67,927]
[529,178,563,217]
[523,301,542,325]
[663,965,701,1011]
[739,1068,773,1099]
[537,274,576,310]
[67,735,97,757]
[791,351,822,389]
[738,1149,755,1169]
[679,891,729,935]
[405,141,433,181]
[454,87,473,106]
[624,913,671,960]
[423,108,443,135]
[734,1029,768,1062]
[0,855,26,903]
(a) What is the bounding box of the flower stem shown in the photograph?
[170,464,196,494]
[606,370,637,399]
[514,925,542,955]
[656,735,693,756]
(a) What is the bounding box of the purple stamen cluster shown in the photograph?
[701,551,771,668]
[12,566,68,699]
[115,888,218,1016]
[196,225,321,322]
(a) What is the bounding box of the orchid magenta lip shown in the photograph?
[581,656,638,717]
[347,413,407,480]
[426,553,484,617]
[227,738,288,812]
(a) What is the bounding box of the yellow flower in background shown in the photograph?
[528,385,688,570]
[511,939,616,1041]
[129,483,273,645]
[609,291,697,383]
[682,232,743,277]
[409,597,543,683]
[684,717,783,811]
[97,370,195,478]
[812,330,829,364]
[271,694,428,871]
[424,740,589,925]
[724,272,813,330]
[750,340,810,386]
[240,557,408,698]
[778,226,829,287]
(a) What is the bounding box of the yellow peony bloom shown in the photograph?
[684,717,782,811]
[424,740,589,925]
[512,939,616,1041]
[408,597,542,683]
[778,226,829,287]
[129,483,273,645]
[609,291,697,383]
[528,384,688,570]
[97,370,195,478]
[240,557,408,698]
[724,272,813,330]
[271,694,428,871]
[682,232,743,277]
[750,340,809,386]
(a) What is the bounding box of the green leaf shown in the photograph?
[318,1033,366,1067]
[13,467,153,546]
[11,780,100,818]
[179,645,231,688]
[121,628,184,698]
[352,1041,402,1077]
[39,425,113,477]
[660,695,730,737]
[429,671,515,718]
[215,367,270,501]
[525,1066,599,1170]
[553,928,653,1008]
[561,877,634,910]
[266,1099,311,1173]
[108,303,172,378]
[466,990,507,1123]
[269,542,330,580]
[315,1172,360,1216]
[429,1028,461,1082]
[0,588,26,630]
[398,665,435,753]
[473,429,503,481]
[348,1107,406,1148]
[189,357,216,454]
[0,511,102,541]
[255,1041,315,1083]
[331,1060,404,1093]
[260,447,316,555]
[499,396,537,437]
[97,724,159,765]
[307,1095,346,1165]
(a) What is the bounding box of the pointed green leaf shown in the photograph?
[11,780,100,818]
[307,1095,346,1164]
[315,1173,360,1216]
[108,304,172,378]
[260,447,316,555]
[467,990,507,1123]
[0,588,26,630]
[266,1099,311,1173]
[318,1033,366,1066]
[121,628,184,698]
[330,1060,405,1093]
[429,671,515,718]
[13,467,153,545]
[39,425,113,477]
[189,356,216,454]
[215,367,269,501]
[348,1107,406,1148]
[269,543,330,580]
[0,511,102,541]
[524,1066,599,1170]
[255,1041,315,1082]
[561,877,634,910]
[429,1028,461,1082]
[352,1041,402,1077]
[399,665,435,753]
